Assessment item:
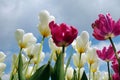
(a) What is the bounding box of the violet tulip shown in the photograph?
[49,21,78,47]
[96,45,115,61]
[92,13,120,40]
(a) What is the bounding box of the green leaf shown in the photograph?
[52,53,64,80]
[72,69,77,80]
[30,62,51,80]
[18,53,26,80]
[81,71,88,80]
[64,53,73,77]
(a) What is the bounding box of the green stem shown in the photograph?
[35,36,45,70]
[109,37,120,76]
[30,64,35,77]
[89,64,91,80]
[78,54,82,80]
[93,72,95,80]
[107,62,111,80]
[25,58,31,76]
[18,48,23,80]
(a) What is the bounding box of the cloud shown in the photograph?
[1,0,120,77]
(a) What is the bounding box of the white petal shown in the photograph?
[0,63,6,73]
[66,67,74,80]
[15,29,24,44]
[0,52,6,62]
[23,33,37,48]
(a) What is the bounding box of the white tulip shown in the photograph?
[93,71,101,80]
[25,66,33,79]
[72,53,86,68]
[24,43,41,59]
[102,72,108,80]
[49,38,62,61]
[0,52,6,62]
[31,51,45,64]
[66,67,74,80]
[86,47,98,65]
[0,63,6,77]
[72,31,91,54]
[49,38,62,54]
[38,10,55,37]
[76,68,84,79]
[15,29,37,48]
[91,61,99,73]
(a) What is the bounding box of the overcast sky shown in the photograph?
[1,0,120,79]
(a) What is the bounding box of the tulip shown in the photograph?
[49,21,78,47]
[72,31,91,54]
[25,66,33,79]
[112,73,120,80]
[38,10,55,37]
[65,66,74,80]
[72,53,86,68]
[24,43,41,59]
[91,61,99,73]
[92,13,120,40]
[49,38,62,54]
[0,63,6,77]
[102,72,108,80]
[15,29,37,48]
[96,45,114,62]
[0,52,6,62]
[86,48,98,65]
[76,68,84,80]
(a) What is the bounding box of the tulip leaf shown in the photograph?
[64,53,72,77]
[52,53,64,80]
[81,71,88,80]
[30,62,51,80]
[18,53,25,80]
[72,69,77,80]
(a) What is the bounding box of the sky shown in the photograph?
[1,0,120,79]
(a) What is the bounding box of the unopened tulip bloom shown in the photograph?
[66,67,74,80]
[72,31,91,54]
[24,43,41,59]
[15,29,37,48]
[38,10,55,37]
[86,48,98,65]
[76,68,84,79]
[0,63,6,77]
[0,52,6,62]
[92,13,120,40]
[72,53,86,68]
[25,66,33,79]
[91,61,99,73]
[49,38,62,54]
[97,45,114,62]
[49,21,78,47]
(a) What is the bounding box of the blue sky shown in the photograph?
[1,0,120,79]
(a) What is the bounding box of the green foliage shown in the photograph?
[18,52,25,80]
[30,62,51,80]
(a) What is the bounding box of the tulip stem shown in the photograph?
[35,36,45,70]
[78,53,81,80]
[93,72,95,80]
[107,62,111,80]
[109,37,120,76]
[25,58,31,77]
[89,64,91,80]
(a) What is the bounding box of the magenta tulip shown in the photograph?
[92,13,120,40]
[49,21,78,47]
[112,73,120,80]
[96,45,114,61]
